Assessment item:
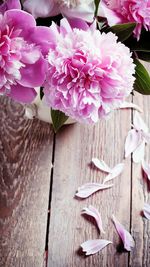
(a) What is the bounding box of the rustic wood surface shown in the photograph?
[0,97,54,267]
[0,65,150,267]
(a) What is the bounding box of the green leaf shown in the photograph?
[51,109,69,133]
[40,87,44,100]
[108,22,136,42]
[137,51,150,62]
[94,0,100,16]
[134,59,150,95]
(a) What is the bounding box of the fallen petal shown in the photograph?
[133,111,149,133]
[143,203,150,220]
[125,129,141,158]
[103,163,124,183]
[81,239,112,256]
[119,102,143,113]
[92,158,111,173]
[75,183,113,199]
[112,215,135,251]
[133,140,145,163]
[142,161,150,181]
[81,205,105,234]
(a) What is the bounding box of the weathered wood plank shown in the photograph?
[130,63,150,267]
[48,106,132,267]
[0,97,53,267]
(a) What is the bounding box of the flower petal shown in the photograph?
[92,158,111,173]
[0,0,21,14]
[103,163,124,184]
[133,140,145,163]
[75,183,113,199]
[9,84,37,103]
[133,111,149,133]
[98,1,122,26]
[81,239,112,256]
[143,203,150,220]
[81,205,105,234]
[119,102,143,113]
[142,161,150,181]
[5,10,36,31]
[125,129,141,158]
[112,215,135,251]
[19,57,47,88]
[23,0,58,18]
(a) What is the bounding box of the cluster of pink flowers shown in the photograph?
[98,0,150,40]
[0,0,138,123]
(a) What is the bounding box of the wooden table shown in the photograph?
[0,66,150,267]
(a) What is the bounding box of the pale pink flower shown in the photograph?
[0,6,53,103]
[98,0,150,40]
[22,0,95,22]
[44,18,135,123]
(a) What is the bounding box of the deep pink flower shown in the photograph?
[98,0,150,40]
[44,19,135,123]
[0,6,53,103]
[22,0,95,22]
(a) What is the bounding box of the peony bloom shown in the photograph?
[98,0,150,40]
[44,18,135,123]
[0,6,53,103]
[22,0,95,22]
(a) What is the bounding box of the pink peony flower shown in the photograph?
[44,18,135,123]
[0,6,53,103]
[22,0,95,22]
[98,0,150,40]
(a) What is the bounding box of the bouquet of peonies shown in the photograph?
[0,0,150,132]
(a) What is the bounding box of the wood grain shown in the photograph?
[0,97,53,267]
[130,63,150,267]
[48,107,132,267]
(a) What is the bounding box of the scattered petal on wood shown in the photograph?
[81,239,112,256]
[142,161,150,181]
[133,140,145,163]
[91,158,111,173]
[81,205,105,234]
[112,215,135,251]
[143,203,150,220]
[125,129,141,158]
[119,102,143,113]
[75,183,113,199]
[103,163,124,183]
[133,111,149,133]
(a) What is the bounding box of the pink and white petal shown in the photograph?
[19,57,47,88]
[98,1,123,26]
[112,215,135,251]
[81,239,112,256]
[23,0,58,18]
[125,129,141,158]
[75,183,113,199]
[142,161,150,181]
[62,1,95,23]
[81,205,105,234]
[133,111,149,133]
[103,163,124,183]
[92,158,111,173]
[143,203,150,220]
[9,84,37,103]
[119,102,143,113]
[133,140,145,163]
